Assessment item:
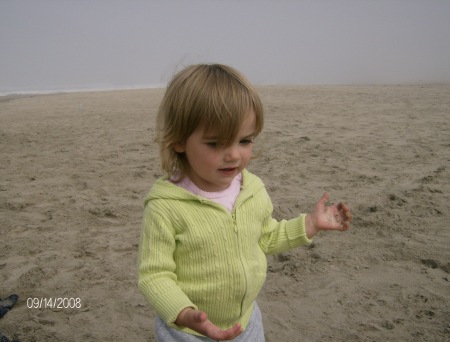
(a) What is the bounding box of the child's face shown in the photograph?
[175,110,256,192]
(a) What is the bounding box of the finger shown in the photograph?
[341,208,352,222]
[332,207,351,230]
[337,203,351,217]
[344,209,352,223]
[341,221,350,231]
[318,192,330,206]
[196,311,208,323]
[205,322,243,340]
[341,212,351,230]
[336,202,346,211]
[215,323,243,340]
[226,323,243,338]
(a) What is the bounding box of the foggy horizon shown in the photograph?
[1,0,450,95]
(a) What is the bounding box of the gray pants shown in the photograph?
[155,302,265,342]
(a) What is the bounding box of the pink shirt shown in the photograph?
[171,173,242,213]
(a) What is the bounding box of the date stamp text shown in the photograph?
[27,297,81,309]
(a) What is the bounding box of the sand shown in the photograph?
[1,85,449,341]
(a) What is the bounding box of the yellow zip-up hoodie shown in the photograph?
[138,169,311,336]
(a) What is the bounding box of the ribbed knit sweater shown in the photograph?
[138,169,312,336]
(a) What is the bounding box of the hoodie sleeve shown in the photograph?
[258,188,312,255]
[138,204,198,326]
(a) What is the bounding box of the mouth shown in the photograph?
[218,167,238,174]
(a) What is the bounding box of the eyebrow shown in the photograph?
[201,135,219,141]
[241,133,255,140]
[202,132,255,140]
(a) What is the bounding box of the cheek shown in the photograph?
[198,149,221,166]
[242,147,253,161]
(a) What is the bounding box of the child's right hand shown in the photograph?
[175,307,243,340]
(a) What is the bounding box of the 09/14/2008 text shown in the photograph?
[27,297,81,309]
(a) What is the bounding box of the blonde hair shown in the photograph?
[156,64,264,179]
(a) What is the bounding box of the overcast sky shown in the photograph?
[1,0,449,94]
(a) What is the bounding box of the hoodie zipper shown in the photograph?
[197,198,249,316]
[231,197,254,316]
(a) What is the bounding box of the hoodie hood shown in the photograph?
[144,169,264,207]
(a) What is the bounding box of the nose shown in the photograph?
[223,145,240,162]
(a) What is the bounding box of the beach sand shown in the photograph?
[1,85,449,341]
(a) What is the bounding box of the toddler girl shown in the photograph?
[138,64,351,341]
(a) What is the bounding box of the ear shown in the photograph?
[173,141,185,153]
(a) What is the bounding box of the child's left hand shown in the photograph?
[305,192,352,239]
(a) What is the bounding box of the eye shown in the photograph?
[240,139,254,145]
[205,142,218,148]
